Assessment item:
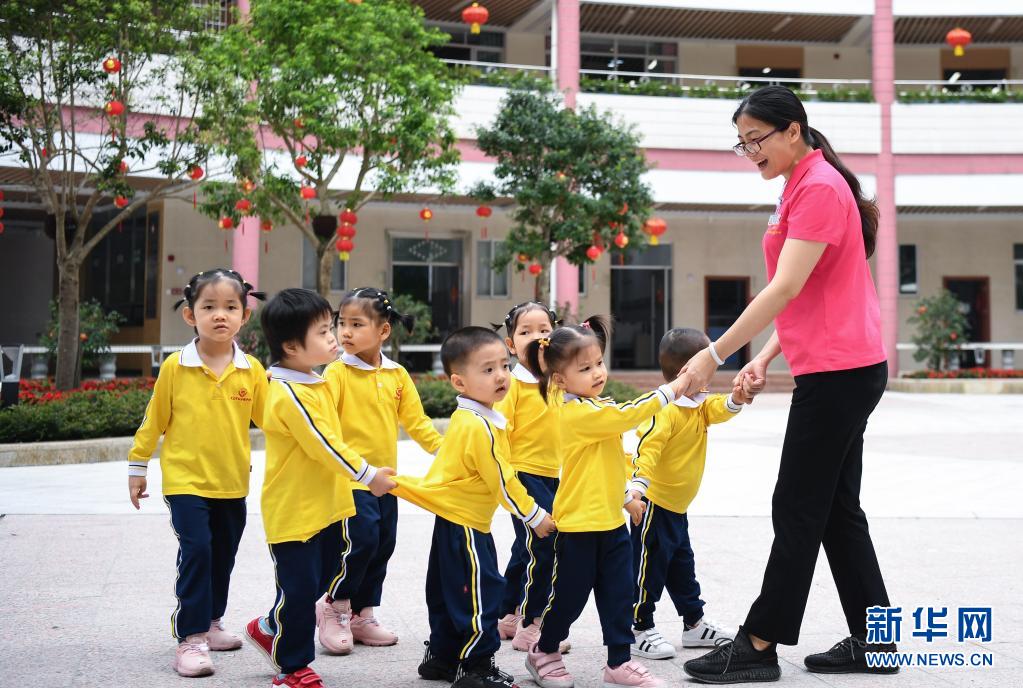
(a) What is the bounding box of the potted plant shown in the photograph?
[906,289,969,372]
[39,300,125,385]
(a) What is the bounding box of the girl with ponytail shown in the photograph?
[318,287,444,652]
[680,86,894,683]
[521,315,690,688]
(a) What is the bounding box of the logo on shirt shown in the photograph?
[230,388,251,402]
[395,385,403,402]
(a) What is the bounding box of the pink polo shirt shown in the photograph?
[763,149,887,376]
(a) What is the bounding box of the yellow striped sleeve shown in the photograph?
[701,393,742,425]
[564,385,673,444]
[469,416,545,528]
[397,367,443,454]
[629,407,673,496]
[127,355,175,476]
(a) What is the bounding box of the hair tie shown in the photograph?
[580,322,591,330]
[538,337,551,348]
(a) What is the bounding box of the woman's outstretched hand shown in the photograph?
[675,348,719,399]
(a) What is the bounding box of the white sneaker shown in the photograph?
[632,628,676,659]
[681,618,735,648]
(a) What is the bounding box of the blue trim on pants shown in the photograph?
[425,516,502,663]
[500,472,559,620]
[538,526,634,666]
[266,520,344,674]
[630,499,705,631]
[328,491,398,611]
[165,494,246,641]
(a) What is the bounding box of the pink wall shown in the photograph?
[873,0,898,375]
[554,0,581,315]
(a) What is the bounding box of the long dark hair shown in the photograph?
[733,86,878,258]
[523,315,612,402]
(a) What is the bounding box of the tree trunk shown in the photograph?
[317,241,334,298]
[54,258,82,390]
[535,251,552,305]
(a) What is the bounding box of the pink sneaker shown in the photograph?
[512,621,571,653]
[272,667,325,687]
[245,617,277,670]
[350,609,398,646]
[498,612,523,640]
[316,597,353,655]
[173,634,214,677]
[602,660,665,687]
[526,643,574,688]
[207,618,243,651]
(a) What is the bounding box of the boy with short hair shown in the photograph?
[394,326,556,688]
[244,288,397,688]
[625,327,759,661]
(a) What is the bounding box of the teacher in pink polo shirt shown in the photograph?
[679,87,897,683]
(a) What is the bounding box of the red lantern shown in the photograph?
[114,195,129,209]
[293,117,305,129]
[300,185,316,200]
[643,217,667,245]
[476,205,492,218]
[517,253,529,264]
[235,198,252,213]
[946,27,972,57]
[118,160,128,174]
[218,216,234,230]
[528,263,542,276]
[614,231,629,249]
[260,219,273,232]
[339,209,358,225]
[337,223,356,239]
[104,100,125,117]
[102,57,121,74]
[462,2,489,34]
[40,147,48,158]
[336,238,354,254]
[295,155,308,168]
[239,178,256,193]
[419,207,433,222]
[586,245,602,261]
[188,166,204,181]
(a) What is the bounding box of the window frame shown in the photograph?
[476,239,510,299]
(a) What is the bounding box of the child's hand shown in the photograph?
[735,372,765,405]
[624,492,646,526]
[731,382,752,405]
[129,476,149,510]
[369,467,397,496]
[532,514,556,538]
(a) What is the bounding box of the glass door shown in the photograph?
[610,245,672,370]
[391,236,463,341]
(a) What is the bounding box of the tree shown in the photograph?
[0,0,221,389]
[197,0,463,296]
[470,89,655,303]
[908,289,969,371]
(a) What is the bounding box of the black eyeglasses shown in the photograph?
[733,127,784,157]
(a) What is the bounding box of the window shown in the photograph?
[1015,244,1023,311]
[579,37,677,82]
[82,206,156,327]
[302,238,345,292]
[578,261,587,297]
[476,240,509,298]
[429,26,504,64]
[899,244,917,295]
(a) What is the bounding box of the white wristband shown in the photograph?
[708,341,726,366]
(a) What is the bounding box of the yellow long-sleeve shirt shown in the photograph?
[629,393,742,515]
[393,397,547,533]
[325,353,443,492]
[493,364,562,478]
[553,385,674,532]
[261,366,379,544]
[128,340,267,498]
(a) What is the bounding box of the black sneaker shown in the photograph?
[804,635,899,674]
[452,655,517,688]
[418,641,458,682]
[683,626,781,684]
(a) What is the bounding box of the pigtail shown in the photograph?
[394,311,416,335]
[172,277,199,311]
[582,314,613,352]
[523,338,552,401]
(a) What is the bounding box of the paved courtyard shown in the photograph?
[1,392,1021,687]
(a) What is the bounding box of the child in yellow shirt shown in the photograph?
[243,289,396,688]
[627,328,753,661]
[521,316,689,688]
[128,268,267,678]
[316,287,444,652]
[393,326,555,688]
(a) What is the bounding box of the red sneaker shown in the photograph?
[272,667,325,687]
[246,617,277,670]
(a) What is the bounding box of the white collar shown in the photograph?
[456,396,507,429]
[178,338,251,369]
[269,365,325,385]
[340,351,400,371]
[563,392,579,402]
[511,363,538,384]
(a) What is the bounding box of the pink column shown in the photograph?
[554,0,580,315]
[231,0,261,289]
[872,0,898,376]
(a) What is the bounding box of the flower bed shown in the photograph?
[903,368,1023,380]
[17,377,155,405]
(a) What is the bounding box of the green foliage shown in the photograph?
[579,78,873,103]
[236,312,271,367]
[414,376,459,418]
[196,0,465,292]
[897,88,1023,104]
[0,390,151,442]
[907,290,970,371]
[470,90,653,302]
[603,379,642,403]
[38,299,124,369]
